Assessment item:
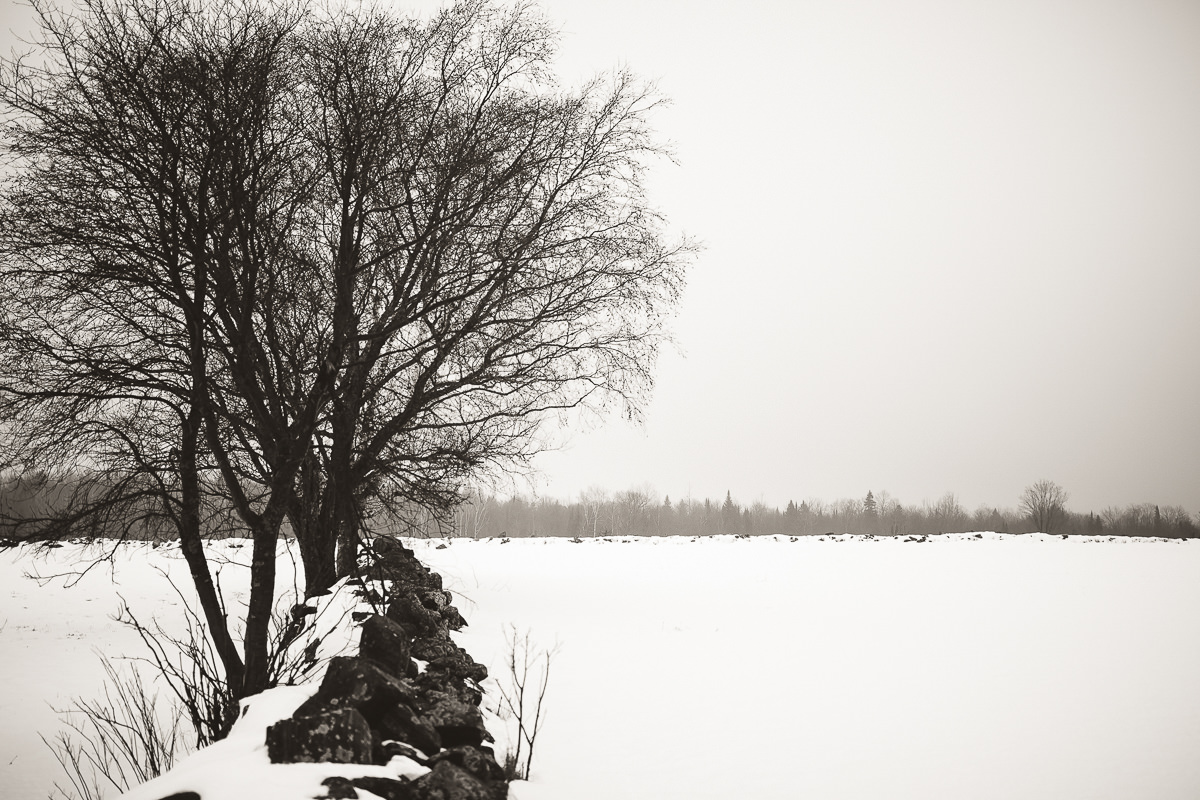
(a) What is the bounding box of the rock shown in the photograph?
[266,707,373,764]
[410,637,486,684]
[295,657,420,720]
[321,776,361,798]
[411,636,459,663]
[381,740,429,765]
[422,691,488,748]
[377,698,443,756]
[153,794,201,800]
[360,614,413,677]
[371,540,443,592]
[411,760,494,800]
[441,605,468,631]
[373,536,401,556]
[415,672,483,708]
[352,776,417,800]
[288,644,492,756]
[294,657,438,756]
[387,595,446,639]
[428,746,506,782]
[418,590,451,610]
[427,654,488,685]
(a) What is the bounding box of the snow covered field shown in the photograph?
[3,533,1199,799]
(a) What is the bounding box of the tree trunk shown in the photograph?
[240,501,288,697]
[330,361,362,581]
[335,509,360,579]
[288,452,338,597]
[292,507,338,598]
[176,410,245,693]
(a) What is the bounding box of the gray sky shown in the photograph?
[523,0,1200,513]
[4,0,1198,513]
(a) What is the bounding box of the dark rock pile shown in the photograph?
[265,537,506,800]
[140,537,507,800]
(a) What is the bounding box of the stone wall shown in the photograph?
[144,537,508,800]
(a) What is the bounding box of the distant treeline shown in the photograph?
[3,473,1196,541]
[0,470,244,541]
[443,488,1199,540]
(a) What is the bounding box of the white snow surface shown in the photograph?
[3,533,1200,799]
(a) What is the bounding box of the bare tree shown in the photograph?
[1,0,688,707]
[928,492,969,533]
[0,0,314,700]
[613,487,653,536]
[1020,480,1069,534]
[280,1,691,583]
[579,486,607,538]
[457,487,492,540]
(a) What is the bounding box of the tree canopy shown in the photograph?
[0,0,689,701]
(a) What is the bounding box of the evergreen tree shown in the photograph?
[864,491,878,517]
[784,500,800,534]
[720,490,739,533]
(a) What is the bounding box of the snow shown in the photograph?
[3,533,1200,799]
[119,682,419,800]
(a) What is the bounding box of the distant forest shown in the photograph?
[440,487,1198,540]
[2,473,1195,542]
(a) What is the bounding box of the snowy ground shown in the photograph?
[3,533,1199,800]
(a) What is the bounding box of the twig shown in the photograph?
[493,626,558,780]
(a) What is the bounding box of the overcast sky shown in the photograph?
[4,0,1198,513]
